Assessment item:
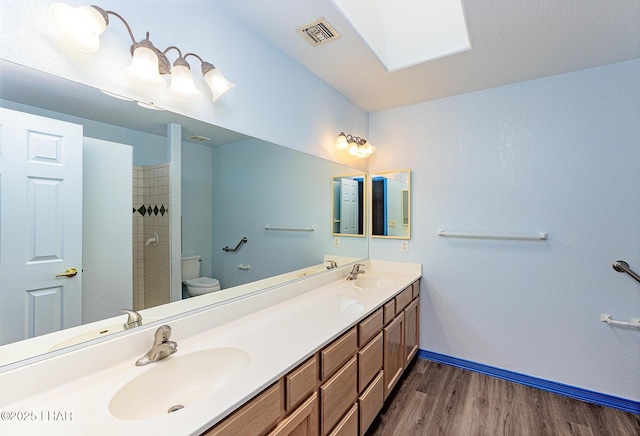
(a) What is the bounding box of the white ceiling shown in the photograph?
[215,0,640,113]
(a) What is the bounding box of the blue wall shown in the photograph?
[210,139,368,288]
[369,59,640,402]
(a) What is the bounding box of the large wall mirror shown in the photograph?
[370,170,411,239]
[332,174,366,237]
[0,60,368,369]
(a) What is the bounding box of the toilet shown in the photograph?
[181,255,221,297]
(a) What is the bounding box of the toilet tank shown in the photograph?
[181,255,201,281]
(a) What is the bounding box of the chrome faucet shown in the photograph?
[121,309,143,330]
[326,260,338,269]
[346,263,366,280]
[135,325,178,366]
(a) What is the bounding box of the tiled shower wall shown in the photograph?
[132,163,171,310]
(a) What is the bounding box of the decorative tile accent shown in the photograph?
[133,204,169,216]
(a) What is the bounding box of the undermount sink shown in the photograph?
[109,347,250,420]
[351,276,392,290]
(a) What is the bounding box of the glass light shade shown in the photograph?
[335,133,348,150]
[359,142,375,157]
[348,142,359,156]
[124,46,166,89]
[49,3,107,53]
[203,67,236,101]
[167,65,202,101]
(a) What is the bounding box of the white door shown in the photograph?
[0,108,83,346]
[340,178,359,234]
[82,137,132,324]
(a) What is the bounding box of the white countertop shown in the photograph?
[0,260,421,436]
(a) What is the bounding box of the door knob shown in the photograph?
[56,267,78,278]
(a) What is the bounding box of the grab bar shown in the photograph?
[612,260,640,284]
[223,237,248,252]
[264,225,315,232]
[438,230,548,241]
[601,314,640,329]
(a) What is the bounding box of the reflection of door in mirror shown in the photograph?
[340,178,359,234]
[332,175,366,236]
[371,171,410,239]
[0,108,83,346]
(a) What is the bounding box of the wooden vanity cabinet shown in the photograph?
[203,279,421,436]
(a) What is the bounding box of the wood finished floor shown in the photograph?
[366,358,640,436]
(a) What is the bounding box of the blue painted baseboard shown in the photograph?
[418,349,640,415]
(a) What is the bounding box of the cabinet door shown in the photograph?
[404,297,419,366]
[269,393,318,436]
[383,312,404,399]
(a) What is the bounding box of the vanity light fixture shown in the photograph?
[335,132,376,158]
[49,3,236,102]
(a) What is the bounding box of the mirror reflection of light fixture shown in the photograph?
[334,132,375,158]
[49,3,235,102]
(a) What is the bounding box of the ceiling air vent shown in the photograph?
[296,18,341,46]
[187,135,211,142]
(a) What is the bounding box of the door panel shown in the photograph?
[0,108,83,345]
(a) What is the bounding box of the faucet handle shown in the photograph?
[154,325,172,344]
[121,309,143,330]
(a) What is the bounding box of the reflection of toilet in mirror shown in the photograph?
[181,255,221,297]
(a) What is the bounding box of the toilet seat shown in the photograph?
[186,277,220,288]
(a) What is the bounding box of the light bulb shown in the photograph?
[49,3,107,53]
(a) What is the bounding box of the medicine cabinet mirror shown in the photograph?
[332,174,366,237]
[370,170,411,239]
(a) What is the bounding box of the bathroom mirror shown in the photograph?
[0,60,368,368]
[332,174,367,236]
[370,170,411,239]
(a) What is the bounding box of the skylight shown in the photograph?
[332,0,471,72]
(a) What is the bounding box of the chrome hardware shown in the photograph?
[55,267,78,278]
[121,309,143,330]
[135,325,178,366]
[612,260,640,284]
[346,263,366,280]
[326,260,338,269]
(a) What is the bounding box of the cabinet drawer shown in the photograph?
[320,356,358,436]
[358,371,384,436]
[411,279,420,299]
[285,355,317,411]
[395,286,413,314]
[328,403,358,436]
[205,380,284,436]
[358,308,383,347]
[358,332,383,392]
[268,392,318,436]
[320,327,357,381]
[383,300,395,326]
